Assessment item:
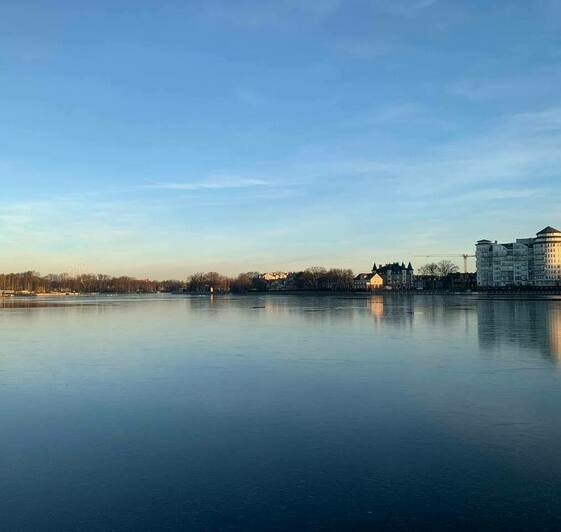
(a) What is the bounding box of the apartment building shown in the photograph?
[476,226,561,287]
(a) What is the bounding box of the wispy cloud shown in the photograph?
[144,176,272,191]
[505,106,561,132]
[363,102,455,130]
[449,78,527,101]
[2,101,559,277]
[285,105,561,209]
[448,68,561,101]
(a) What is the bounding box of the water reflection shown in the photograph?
[361,294,473,335]
[355,294,561,362]
[363,295,415,329]
[367,297,384,320]
[195,293,561,364]
[6,293,556,364]
[477,298,561,361]
[2,294,561,530]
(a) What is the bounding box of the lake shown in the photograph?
[1,293,561,530]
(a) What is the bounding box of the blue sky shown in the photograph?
[1,0,561,277]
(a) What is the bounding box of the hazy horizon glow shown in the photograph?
[1,0,561,278]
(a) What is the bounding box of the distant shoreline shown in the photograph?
[2,288,561,298]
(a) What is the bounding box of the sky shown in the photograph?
[1,0,561,278]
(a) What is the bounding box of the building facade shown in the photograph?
[374,262,414,289]
[353,272,384,291]
[476,226,561,287]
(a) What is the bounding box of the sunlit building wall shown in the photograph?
[476,226,561,287]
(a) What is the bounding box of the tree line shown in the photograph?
[0,268,355,294]
[187,268,355,293]
[1,261,467,295]
[0,272,184,294]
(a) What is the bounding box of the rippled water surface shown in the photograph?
[2,293,561,530]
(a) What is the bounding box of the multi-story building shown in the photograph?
[375,262,414,289]
[353,272,384,291]
[355,262,414,289]
[476,226,561,287]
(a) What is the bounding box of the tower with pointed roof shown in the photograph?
[374,261,414,288]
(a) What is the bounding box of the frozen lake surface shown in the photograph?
[1,293,561,530]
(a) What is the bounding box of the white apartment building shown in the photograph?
[476,226,561,287]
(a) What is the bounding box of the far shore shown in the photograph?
[2,288,561,298]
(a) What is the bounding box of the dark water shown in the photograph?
[1,293,561,531]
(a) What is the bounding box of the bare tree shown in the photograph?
[322,268,354,290]
[418,263,439,276]
[188,273,208,292]
[230,273,252,293]
[436,260,459,277]
[418,261,459,277]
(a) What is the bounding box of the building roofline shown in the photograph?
[537,226,561,235]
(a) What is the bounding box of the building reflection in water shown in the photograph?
[367,297,384,320]
[477,299,561,362]
[363,294,475,334]
[189,293,561,363]
[363,294,415,330]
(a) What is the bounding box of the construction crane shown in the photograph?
[413,254,475,274]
